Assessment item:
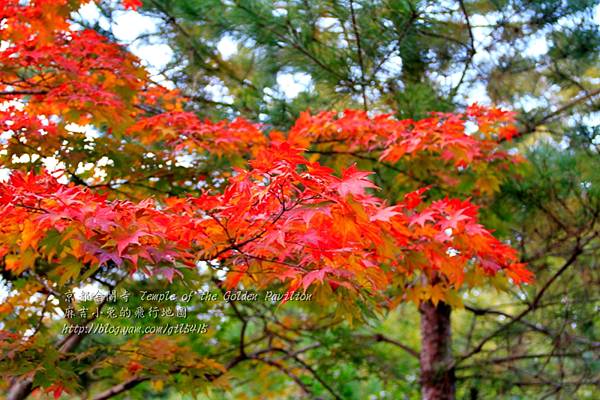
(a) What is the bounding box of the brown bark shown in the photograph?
[92,376,150,400]
[419,300,455,400]
[6,379,33,400]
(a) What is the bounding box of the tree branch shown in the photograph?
[454,244,583,367]
[510,87,600,141]
[92,376,150,400]
[349,0,368,111]
[372,333,420,359]
[450,0,476,97]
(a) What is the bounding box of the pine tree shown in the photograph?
[1,1,598,399]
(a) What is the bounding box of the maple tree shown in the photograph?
[121,0,599,398]
[0,1,543,399]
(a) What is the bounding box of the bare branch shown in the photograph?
[92,376,150,400]
[450,0,476,97]
[454,244,583,367]
[372,333,420,359]
[349,0,368,111]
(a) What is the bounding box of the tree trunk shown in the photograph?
[6,378,33,400]
[419,300,455,400]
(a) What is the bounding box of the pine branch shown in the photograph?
[349,0,368,111]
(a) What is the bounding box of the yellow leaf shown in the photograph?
[308,153,320,162]
[423,284,446,306]
[405,287,421,305]
[445,289,464,309]
[5,254,22,273]
[20,219,38,251]
[151,380,164,392]
[21,249,37,270]
[464,269,485,287]
[68,239,85,258]
[475,174,501,196]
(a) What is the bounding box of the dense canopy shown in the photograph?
[1,1,598,399]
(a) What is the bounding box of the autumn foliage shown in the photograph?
[0,0,532,314]
[0,0,532,397]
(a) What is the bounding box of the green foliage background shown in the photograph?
[2,0,598,399]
